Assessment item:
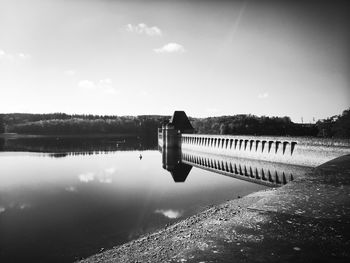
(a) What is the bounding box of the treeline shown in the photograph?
[190,115,318,136]
[0,115,5,133]
[1,114,169,136]
[315,108,350,138]
[0,108,349,138]
[1,113,159,126]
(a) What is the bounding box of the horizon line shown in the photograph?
[0,110,331,124]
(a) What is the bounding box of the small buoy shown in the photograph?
[139,154,142,160]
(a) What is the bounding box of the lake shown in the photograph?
[0,136,267,262]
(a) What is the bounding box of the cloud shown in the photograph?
[99,78,112,85]
[96,167,116,184]
[17,53,31,60]
[98,78,116,94]
[78,172,95,183]
[258,92,269,99]
[0,49,12,60]
[64,70,76,76]
[153,43,185,54]
[0,206,5,214]
[19,203,31,210]
[104,167,116,174]
[0,203,31,212]
[78,78,117,94]
[65,186,77,192]
[125,23,162,36]
[0,49,31,62]
[155,209,183,219]
[78,168,116,184]
[99,175,112,184]
[78,80,96,90]
[98,167,115,184]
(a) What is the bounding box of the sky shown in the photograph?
[0,0,349,122]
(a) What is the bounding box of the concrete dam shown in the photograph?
[159,111,350,186]
[81,111,350,263]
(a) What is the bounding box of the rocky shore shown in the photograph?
[79,155,350,263]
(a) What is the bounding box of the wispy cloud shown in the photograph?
[99,167,115,184]
[78,172,95,183]
[78,168,116,184]
[0,206,5,214]
[98,78,116,94]
[155,209,183,219]
[19,203,31,210]
[78,78,116,94]
[1,203,31,212]
[17,53,31,60]
[153,43,185,54]
[104,167,116,174]
[125,23,162,36]
[137,90,153,98]
[0,49,31,62]
[64,70,76,76]
[99,175,112,184]
[65,186,77,192]
[78,80,96,90]
[258,92,269,99]
[0,49,14,60]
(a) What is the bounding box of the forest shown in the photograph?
[0,108,349,138]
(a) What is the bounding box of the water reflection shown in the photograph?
[161,147,312,187]
[0,135,156,154]
[162,148,192,182]
[154,209,184,219]
[0,138,4,151]
[0,149,267,263]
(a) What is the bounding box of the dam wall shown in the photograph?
[181,134,350,167]
[158,111,350,168]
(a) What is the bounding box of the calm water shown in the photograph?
[0,137,266,263]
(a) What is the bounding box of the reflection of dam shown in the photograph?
[181,150,311,187]
[162,147,311,187]
[159,111,350,185]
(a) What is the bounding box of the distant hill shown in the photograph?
[190,115,318,137]
[0,108,349,138]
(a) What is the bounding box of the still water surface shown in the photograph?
[0,137,266,262]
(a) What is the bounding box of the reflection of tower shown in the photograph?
[162,147,192,182]
[0,138,4,151]
[160,111,194,182]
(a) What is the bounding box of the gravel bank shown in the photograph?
[79,155,350,263]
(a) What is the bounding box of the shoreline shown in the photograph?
[79,154,350,263]
[0,133,139,139]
